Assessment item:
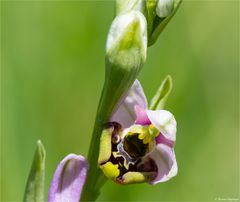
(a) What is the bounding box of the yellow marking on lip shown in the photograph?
[100,162,120,179]
[149,124,154,129]
[98,127,114,164]
[143,136,151,144]
[113,151,130,170]
[138,132,147,140]
[121,172,148,184]
[112,151,121,158]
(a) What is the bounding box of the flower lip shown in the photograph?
[99,123,158,184]
[123,133,149,158]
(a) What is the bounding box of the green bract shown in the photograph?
[23,140,45,202]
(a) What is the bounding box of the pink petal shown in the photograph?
[135,105,151,125]
[155,133,174,148]
[48,154,88,202]
[146,110,177,142]
[149,144,177,184]
[111,80,148,128]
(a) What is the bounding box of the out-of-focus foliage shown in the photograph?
[1,1,239,201]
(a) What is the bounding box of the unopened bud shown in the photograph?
[116,0,146,15]
[156,0,174,18]
[106,10,147,68]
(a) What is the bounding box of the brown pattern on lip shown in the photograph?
[99,122,158,184]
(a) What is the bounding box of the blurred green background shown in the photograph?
[1,0,239,201]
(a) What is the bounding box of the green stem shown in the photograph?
[80,107,108,201]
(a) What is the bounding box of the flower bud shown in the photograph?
[116,0,146,15]
[98,10,147,124]
[106,10,147,68]
[156,0,174,18]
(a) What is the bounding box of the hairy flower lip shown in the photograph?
[99,121,159,184]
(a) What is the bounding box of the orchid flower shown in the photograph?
[48,154,88,202]
[98,79,177,184]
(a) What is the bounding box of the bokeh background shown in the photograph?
[1,0,239,201]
